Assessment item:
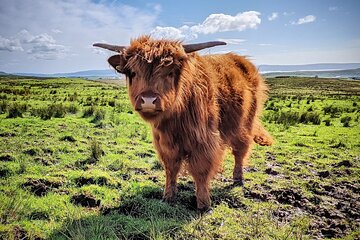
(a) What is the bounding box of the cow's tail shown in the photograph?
[253,121,274,146]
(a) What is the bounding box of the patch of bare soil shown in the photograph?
[70,194,101,207]
[22,178,62,196]
[0,154,14,161]
[74,176,108,186]
[243,181,360,238]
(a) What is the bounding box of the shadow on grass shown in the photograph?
[49,182,247,239]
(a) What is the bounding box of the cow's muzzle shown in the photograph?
[135,92,162,113]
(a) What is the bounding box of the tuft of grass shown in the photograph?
[90,140,104,161]
[6,103,27,118]
[67,103,79,114]
[31,103,68,120]
[82,106,96,118]
[0,191,31,224]
[91,109,106,123]
[60,135,76,142]
[340,115,352,127]
[0,100,7,114]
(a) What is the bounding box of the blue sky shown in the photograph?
[0,0,359,73]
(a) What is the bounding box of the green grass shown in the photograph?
[0,76,359,239]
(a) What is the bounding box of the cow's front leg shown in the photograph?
[192,173,211,211]
[162,159,181,203]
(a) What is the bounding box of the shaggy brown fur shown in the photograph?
[107,36,273,210]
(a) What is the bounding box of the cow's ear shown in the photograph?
[108,55,127,73]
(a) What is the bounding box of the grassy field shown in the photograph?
[0,76,359,239]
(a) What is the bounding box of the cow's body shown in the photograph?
[95,36,273,210]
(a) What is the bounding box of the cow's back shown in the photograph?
[202,53,268,145]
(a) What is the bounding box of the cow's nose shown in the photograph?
[141,96,157,112]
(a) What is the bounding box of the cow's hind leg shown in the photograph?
[232,139,252,185]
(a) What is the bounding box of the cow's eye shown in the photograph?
[127,71,136,86]
[167,71,174,78]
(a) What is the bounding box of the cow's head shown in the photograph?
[94,36,225,121]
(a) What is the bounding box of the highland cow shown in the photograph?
[94,36,273,211]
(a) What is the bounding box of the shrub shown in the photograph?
[52,103,66,118]
[67,103,79,114]
[0,100,7,114]
[90,140,104,161]
[323,104,342,117]
[91,109,106,123]
[60,135,76,142]
[299,112,321,125]
[323,118,331,126]
[82,106,96,118]
[264,110,321,126]
[30,103,68,120]
[108,100,115,107]
[7,103,27,118]
[68,92,78,102]
[340,116,351,127]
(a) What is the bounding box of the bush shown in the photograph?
[108,100,115,107]
[90,140,104,161]
[323,118,331,126]
[264,110,321,126]
[323,104,342,117]
[66,104,79,114]
[68,93,78,102]
[340,116,351,127]
[7,103,27,118]
[91,109,106,123]
[60,135,76,142]
[31,103,67,120]
[299,111,321,125]
[52,103,66,118]
[0,100,7,114]
[82,106,96,118]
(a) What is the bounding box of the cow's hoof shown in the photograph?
[233,179,244,186]
[162,195,176,203]
[197,206,212,214]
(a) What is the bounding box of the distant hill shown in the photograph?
[1,63,359,79]
[262,68,360,79]
[258,63,360,73]
[13,69,119,78]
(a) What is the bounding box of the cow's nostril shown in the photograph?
[141,97,157,109]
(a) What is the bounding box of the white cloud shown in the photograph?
[217,38,246,44]
[329,6,338,11]
[283,12,295,16]
[11,29,68,60]
[0,36,23,52]
[92,48,107,55]
[52,29,62,34]
[291,15,316,25]
[268,12,278,21]
[259,43,272,46]
[192,11,261,34]
[151,26,197,40]
[27,43,67,60]
[151,11,261,41]
[0,0,161,72]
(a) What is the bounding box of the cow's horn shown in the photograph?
[183,41,226,53]
[93,43,126,53]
